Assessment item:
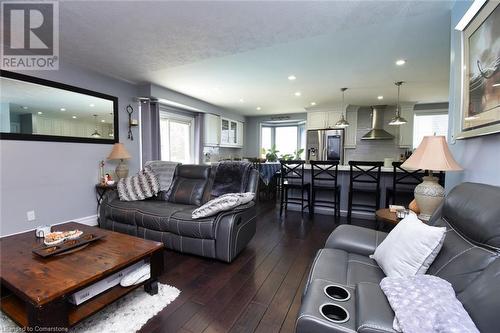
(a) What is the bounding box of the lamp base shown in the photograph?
[115,159,129,179]
[414,176,445,221]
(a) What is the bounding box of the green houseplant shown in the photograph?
[264,145,280,162]
[280,148,305,161]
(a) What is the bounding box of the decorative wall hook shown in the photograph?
[126,104,139,140]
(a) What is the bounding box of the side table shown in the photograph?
[95,183,117,212]
[375,208,400,230]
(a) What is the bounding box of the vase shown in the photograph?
[414,176,445,221]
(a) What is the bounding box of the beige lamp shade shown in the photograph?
[107,143,131,160]
[402,136,462,171]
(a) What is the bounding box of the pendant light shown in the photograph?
[389,81,408,126]
[335,87,350,128]
[91,114,102,138]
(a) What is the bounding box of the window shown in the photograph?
[275,126,298,156]
[261,127,272,153]
[413,113,448,149]
[160,112,194,163]
[260,122,306,159]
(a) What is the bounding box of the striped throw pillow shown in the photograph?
[117,166,160,201]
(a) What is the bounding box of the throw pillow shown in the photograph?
[192,192,255,219]
[117,166,160,201]
[380,275,479,332]
[370,214,446,277]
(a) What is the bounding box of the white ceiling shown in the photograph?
[59,1,454,116]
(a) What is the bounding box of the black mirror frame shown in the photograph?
[0,70,119,145]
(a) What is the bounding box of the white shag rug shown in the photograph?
[1,284,180,333]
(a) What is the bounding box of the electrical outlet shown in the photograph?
[27,210,36,221]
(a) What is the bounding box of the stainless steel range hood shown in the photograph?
[361,106,394,140]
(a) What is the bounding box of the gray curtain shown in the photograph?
[141,101,161,165]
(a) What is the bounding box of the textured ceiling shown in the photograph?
[58,1,454,116]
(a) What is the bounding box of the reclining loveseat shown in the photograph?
[297,182,500,333]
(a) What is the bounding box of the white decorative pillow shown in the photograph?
[192,192,255,219]
[370,214,446,277]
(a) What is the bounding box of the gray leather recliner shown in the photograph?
[99,164,259,263]
[297,182,500,333]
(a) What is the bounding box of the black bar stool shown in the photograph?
[310,161,341,220]
[385,162,423,207]
[347,161,383,223]
[279,160,310,216]
[385,162,447,207]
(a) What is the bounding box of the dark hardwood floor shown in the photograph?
[138,202,377,333]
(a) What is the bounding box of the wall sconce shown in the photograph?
[126,104,139,140]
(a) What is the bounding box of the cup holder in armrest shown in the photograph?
[324,285,350,302]
[319,303,349,324]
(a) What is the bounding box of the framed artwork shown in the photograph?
[457,0,500,139]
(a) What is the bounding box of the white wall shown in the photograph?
[0,61,140,236]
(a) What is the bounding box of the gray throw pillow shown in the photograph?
[192,192,254,219]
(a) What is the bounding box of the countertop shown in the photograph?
[203,161,402,173]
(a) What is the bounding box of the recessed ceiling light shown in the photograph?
[288,75,296,81]
[377,96,384,100]
[22,106,29,110]
[60,107,66,111]
[101,119,106,123]
[310,102,316,106]
[37,111,43,115]
[72,115,77,119]
[294,91,302,97]
[89,103,95,107]
[395,59,406,66]
[239,98,245,103]
[256,106,262,111]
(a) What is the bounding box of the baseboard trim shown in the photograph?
[73,215,99,227]
[1,214,98,238]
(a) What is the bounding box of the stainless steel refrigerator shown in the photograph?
[306,129,344,164]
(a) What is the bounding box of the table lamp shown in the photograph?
[401,136,462,221]
[107,143,131,179]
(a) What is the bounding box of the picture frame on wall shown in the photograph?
[456,0,500,139]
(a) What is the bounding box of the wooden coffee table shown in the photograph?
[0,222,164,330]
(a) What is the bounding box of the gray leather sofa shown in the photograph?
[99,164,259,263]
[297,182,500,333]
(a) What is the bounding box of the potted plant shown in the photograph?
[264,145,279,162]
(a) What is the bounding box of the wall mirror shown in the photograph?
[0,70,118,144]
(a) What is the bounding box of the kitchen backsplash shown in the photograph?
[344,106,407,163]
[202,146,243,163]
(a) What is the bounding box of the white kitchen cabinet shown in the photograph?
[397,103,415,148]
[220,117,244,147]
[203,113,221,146]
[307,109,354,130]
[326,110,344,129]
[344,108,358,148]
[236,121,244,147]
[307,111,328,130]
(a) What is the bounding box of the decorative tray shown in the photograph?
[32,233,106,258]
